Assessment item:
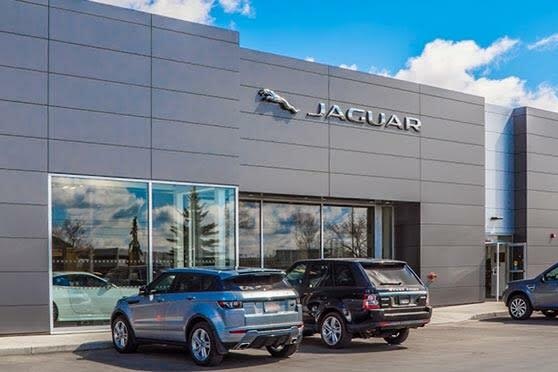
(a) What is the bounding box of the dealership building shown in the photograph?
[1,0,558,335]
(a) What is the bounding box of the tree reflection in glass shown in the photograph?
[263,203,320,269]
[324,206,373,258]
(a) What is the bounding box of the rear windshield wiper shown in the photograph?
[380,281,402,286]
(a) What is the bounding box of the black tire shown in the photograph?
[188,321,224,367]
[52,302,59,323]
[111,316,138,353]
[266,343,298,358]
[542,310,558,318]
[508,294,533,320]
[319,312,352,349]
[384,328,410,345]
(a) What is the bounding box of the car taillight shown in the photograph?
[363,293,380,310]
[217,300,243,309]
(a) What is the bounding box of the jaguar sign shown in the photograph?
[258,88,421,133]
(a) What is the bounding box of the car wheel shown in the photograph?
[384,328,410,345]
[188,321,224,366]
[508,294,533,320]
[266,343,298,358]
[52,302,59,323]
[319,312,352,349]
[111,316,138,353]
[542,310,558,318]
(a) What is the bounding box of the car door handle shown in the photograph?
[187,296,196,301]
[319,296,327,301]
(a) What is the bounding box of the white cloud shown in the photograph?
[528,33,558,51]
[340,63,358,71]
[218,0,253,16]
[305,56,315,62]
[391,37,558,111]
[91,0,252,24]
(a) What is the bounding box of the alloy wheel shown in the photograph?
[191,328,211,362]
[510,298,527,318]
[113,320,129,350]
[321,315,342,346]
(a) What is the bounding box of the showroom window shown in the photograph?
[238,198,393,270]
[152,183,236,273]
[238,200,261,267]
[263,202,321,269]
[323,206,374,258]
[50,175,237,328]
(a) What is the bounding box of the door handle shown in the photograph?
[187,297,196,301]
[319,296,327,301]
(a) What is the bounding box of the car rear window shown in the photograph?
[222,273,291,291]
[361,263,421,287]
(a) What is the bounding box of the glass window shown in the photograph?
[152,183,236,274]
[544,266,558,281]
[263,203,320,269]
[306,263,331,289]
[334,263,356,287]
[223,273,290,291]
[362,263,420,287]
[324,206,373,258]
[239,201,261,267]
[382,207,393,259]
[171,274,216,292]
[51,176,148,327]
[149,273,177,294]
[286,263,307,287]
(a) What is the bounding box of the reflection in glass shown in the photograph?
[152,184,235,274]
[239,201,261,267]
[324,206,373,258]
[382,207,393,259]
[51,176,148,327]
[263,203,320,269]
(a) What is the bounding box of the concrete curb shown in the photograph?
[470,311,509,321]
[0,341,112,357]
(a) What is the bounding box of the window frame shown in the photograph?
[332,262,358,287]
[304,262,333,289]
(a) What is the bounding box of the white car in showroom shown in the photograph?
[52,272,138,323]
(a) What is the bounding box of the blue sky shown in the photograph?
[96,0,558,110]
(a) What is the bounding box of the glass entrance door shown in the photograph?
[485,242,527,301]
[507,243,526,282]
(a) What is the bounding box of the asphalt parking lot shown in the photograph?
[1,315,557,372]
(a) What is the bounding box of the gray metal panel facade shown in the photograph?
[239,49,486,306]
[0,0,488,333]
[514,108,558,276]
[0,0,240,334]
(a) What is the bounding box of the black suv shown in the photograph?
[286,258,432,348]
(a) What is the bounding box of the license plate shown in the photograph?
[264,301,281,313]
[398,296,410,305]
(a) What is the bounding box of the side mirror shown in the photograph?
[139,285,149,296]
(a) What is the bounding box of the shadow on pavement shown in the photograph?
[299,335,407,354]
[74,336,405,370]
[74,344,283,371]
[480,315,558,326]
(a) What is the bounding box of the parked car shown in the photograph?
[503,262,558,320]
[285,258,432,348]
[110,268,303,366]
[52,271,138,323]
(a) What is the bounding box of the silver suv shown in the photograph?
[110,268,303,366]
[503,262,558,320]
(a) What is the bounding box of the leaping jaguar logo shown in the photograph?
[257,88,299,114]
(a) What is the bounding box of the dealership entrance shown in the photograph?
[485,242,527,300]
